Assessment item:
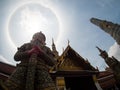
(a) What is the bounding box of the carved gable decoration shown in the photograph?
[57,45,96,71]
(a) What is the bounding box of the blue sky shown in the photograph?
[0,0,120,71]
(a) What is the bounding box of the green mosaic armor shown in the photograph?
[5,43,56,90]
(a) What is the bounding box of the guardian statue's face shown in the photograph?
[31,31,46,46]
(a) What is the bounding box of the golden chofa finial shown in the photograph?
[68,39,70,45]
[52,38,54,44]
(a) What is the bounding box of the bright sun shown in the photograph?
[20,6,48,35]
[8,3,60,48]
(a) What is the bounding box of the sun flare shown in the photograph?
[20,6,49,35]
[7,3,60,48]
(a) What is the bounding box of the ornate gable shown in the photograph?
[56,45,96,71]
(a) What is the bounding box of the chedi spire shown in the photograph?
[90,18,120,45]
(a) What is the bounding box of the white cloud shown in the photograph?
[0,55,12,64]
[108,42,120,61]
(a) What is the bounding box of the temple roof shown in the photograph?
[0,62,15,81]
[97,70,116,89]
[55,45,96,71]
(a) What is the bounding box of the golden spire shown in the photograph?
[52,38,59,58]
[68,39,70,46]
